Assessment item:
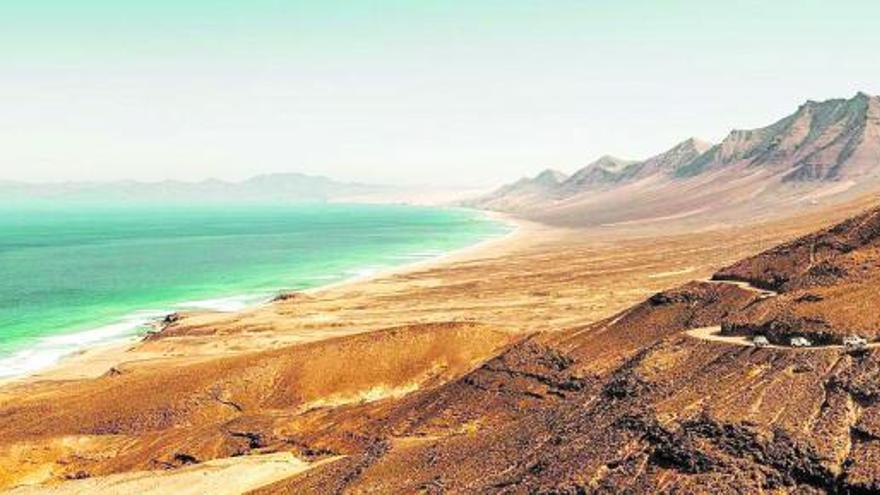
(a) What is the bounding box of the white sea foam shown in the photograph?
[345,266,385,279]
[175,293,272,312]
[0,294,279,379]
[0,219,511,380]
[0,309,166,378]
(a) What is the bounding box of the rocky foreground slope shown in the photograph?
[715,204,880,345]
[3,202,880,493]
[256,203,880,493]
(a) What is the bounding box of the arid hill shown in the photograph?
[2,195,880,493]
[0,322,519,492]
[469,93,880,227]
[715,204,880,344]
[468,168,569,213]
[247,203,880,493]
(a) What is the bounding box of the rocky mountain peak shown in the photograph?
[592,155,632,171]
[681,137,712,153]
[471,93,880,216]
[559,156,637,189]
[533,169,568,185]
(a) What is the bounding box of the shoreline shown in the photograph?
[0,209,533,388]
[300,209,536,296]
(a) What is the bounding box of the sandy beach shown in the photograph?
[0,197,875,492]
[0,210,527,387]
[4,1,878,489]
[0,208,512,385]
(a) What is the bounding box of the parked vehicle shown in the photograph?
[843,335,868,352]
[790,336,812,347]
[752,336,770,348]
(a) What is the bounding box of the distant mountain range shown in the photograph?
[469,92,880,226]
[0,173,401,204]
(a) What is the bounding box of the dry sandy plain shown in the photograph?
[1,195,878,494]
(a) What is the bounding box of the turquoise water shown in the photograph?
[0,202,508,377]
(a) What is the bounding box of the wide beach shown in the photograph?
[0,203,507,382]
[2,197,871,491]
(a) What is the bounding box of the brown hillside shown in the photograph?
[2,199,880,494]
[254,279,880,493]
[251,206,880,493]
[716,203,880,343]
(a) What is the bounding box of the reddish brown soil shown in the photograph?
[717,205,880,343]
[3,198,880,494]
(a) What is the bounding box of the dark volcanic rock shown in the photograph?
[715,205,880,292]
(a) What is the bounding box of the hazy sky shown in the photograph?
[2,1,879,187]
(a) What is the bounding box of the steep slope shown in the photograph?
[251,203,880,494]
[677,92,880,180]
[466,168,567,211]
[471,93,880,227]
[712,205,880,344]
[467,139,711,214]
[0,323,518,488]
[618,137,712,181]
[5,199,880,493]
[558,155,637,191]
[715,204,880,292]
[6,199,878,494]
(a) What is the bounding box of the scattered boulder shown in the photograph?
[272,292,307,303]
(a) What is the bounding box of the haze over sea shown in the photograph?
[0,202,507,378]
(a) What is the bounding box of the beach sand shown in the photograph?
[0,198,875,492]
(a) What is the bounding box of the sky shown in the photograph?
[1,1,879,187]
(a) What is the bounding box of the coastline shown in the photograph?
[300,209,537,296]
[0,208,532,388]
[3,197,863,492]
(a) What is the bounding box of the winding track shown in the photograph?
[684,279,880,350]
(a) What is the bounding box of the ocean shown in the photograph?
[0,202,508,378]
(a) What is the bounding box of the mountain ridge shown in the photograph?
[469,92,880,224]
[5,195,880,493]
[0,173,400,203]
